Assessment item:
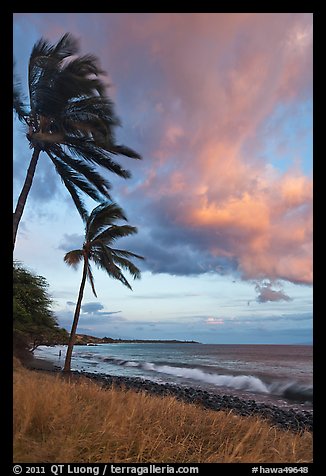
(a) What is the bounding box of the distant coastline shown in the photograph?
[73,334,200,345]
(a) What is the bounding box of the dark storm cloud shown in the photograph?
[118,215,239,278]
[81,302,122,317]
[81,302,104,313]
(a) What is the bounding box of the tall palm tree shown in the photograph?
[63,202,144,372]
[13,33,141,248]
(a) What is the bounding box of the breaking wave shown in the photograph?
[79,354,312,403]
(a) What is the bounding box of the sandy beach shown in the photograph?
[24,356,60,371]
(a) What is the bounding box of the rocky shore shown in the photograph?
[28,360,313,434]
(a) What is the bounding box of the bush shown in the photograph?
[13,261,68,357]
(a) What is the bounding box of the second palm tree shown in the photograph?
[63,202,144,372]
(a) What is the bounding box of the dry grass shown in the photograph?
[13,365,312,463]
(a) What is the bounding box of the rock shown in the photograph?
[40,368,314,434]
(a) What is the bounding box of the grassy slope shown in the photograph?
[13,361,312,463]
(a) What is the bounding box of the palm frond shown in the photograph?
[30,33,78,63]
[28,34,79,113]
[93,224,138,244]
[110,254,142,280]
[29,38,56,64]
[106,265,132,290]
[64,249,83,268]
[111,144,142,161]
[28,33,109,119]
[63,117,109,143]
[51,33,79,61]
[66,139,132,179]
[29,67,106,119]
[61,179,89,223]
[30,131,65,144]
[52,145,111,199]
[91,246,132,290]
[63,54,105,78]
[66,96,119,125]
[47,151,88,222]
[110,248,145,261]
[86,202,127,242]
[86,262,97,297]
[13,64,29,122]
[63,96,120,146]
[47,151,104,202]
[48,52,108,111]
[93,241,142,279]
[54,71,107,106]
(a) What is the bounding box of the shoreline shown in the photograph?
[26,356,313,434]
[24,356,61,371]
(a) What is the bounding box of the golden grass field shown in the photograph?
[13,358,312,463]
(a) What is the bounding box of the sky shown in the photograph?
[13,13,313,344]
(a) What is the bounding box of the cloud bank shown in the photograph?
[14,13,313,289]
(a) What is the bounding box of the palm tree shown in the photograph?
[63,202,144,372]
[13,33,141,248]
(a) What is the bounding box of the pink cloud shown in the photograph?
[14,13,312,286]
[122,13,312,285]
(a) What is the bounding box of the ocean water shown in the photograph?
[34,343,313,410]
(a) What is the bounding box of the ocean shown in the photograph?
[34,343,313,410]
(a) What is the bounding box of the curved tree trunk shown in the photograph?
[13,147,41,249]
[63,258,88,372]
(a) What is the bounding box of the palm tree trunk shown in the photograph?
[13,147,41,249]
[63,258,88,372]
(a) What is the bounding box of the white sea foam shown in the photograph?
[76,355,275,394]
[124,361,139,367]
[142,362,156,371]
[153,364,270,393]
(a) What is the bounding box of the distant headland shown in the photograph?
[74,334,200,345]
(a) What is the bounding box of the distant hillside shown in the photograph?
[74,334,200,345]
